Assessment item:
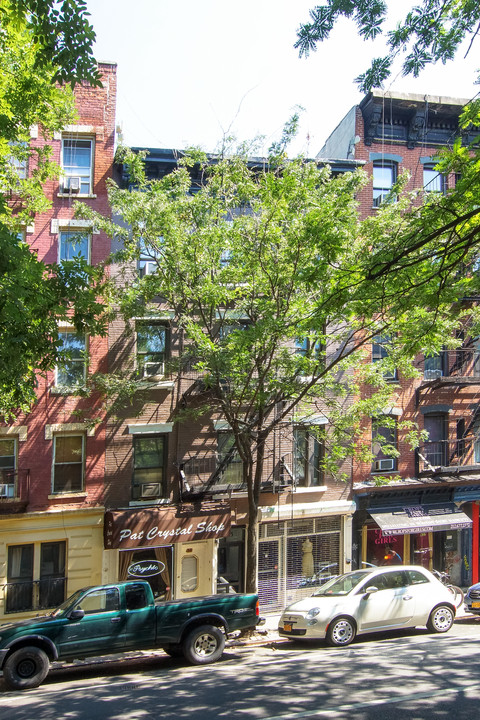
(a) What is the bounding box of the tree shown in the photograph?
[79,141,480,593]
[0,0,106,419]
[295,0,480,92]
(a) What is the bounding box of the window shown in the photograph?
[136,323,168,378]
[424,353,444,380]
[132,435,166,499]
[423,164,444,194]
[6,541,66,613]
[8,141,28,180]
[62,137,93,194]
[293,427,324,486]
[216,431,243,487]
[0,437,16,498]
[181,555,198,592]
[56,331,87,387]
[372,334,397,380]
[423,414,447,467]
[372,160,397,206]
[138,238,162,277]
[295,336,324,375]
[74,587,120,614]
[53,434,85,493]
[372,417,397,472]
[59,230,90,263]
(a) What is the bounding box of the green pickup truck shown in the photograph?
[0,581,263,690]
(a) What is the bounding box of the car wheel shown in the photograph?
[427,604,455,633]
[326,616,356,647]
[2,646,50,690]
[182,624,225,665]
[162,644,184,658]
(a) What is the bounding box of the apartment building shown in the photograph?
[319,91,480,587]
[0,63,117,621]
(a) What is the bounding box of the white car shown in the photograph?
[279,565,456,647]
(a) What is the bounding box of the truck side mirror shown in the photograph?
[68,608,85,621]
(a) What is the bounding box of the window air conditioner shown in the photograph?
[373,458,395,471]
[0,483,13,498]
[424,368,443,380]
[63,176,80,193]
[140,483,161,499]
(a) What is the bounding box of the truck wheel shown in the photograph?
[183,624,225,665]
[3,646,50,690]
[162,644,184,658]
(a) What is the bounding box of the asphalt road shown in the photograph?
[2,615,480,719]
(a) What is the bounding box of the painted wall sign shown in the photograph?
[104,506,231,549]
[127,560,165,578]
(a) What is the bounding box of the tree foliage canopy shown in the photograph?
[80,139,480,590]
[296,0,480,92]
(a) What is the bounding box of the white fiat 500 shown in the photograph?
[278,565,456,647]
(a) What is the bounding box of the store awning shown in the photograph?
[369,503,472,536]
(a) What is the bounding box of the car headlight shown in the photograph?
[306,607,321,619]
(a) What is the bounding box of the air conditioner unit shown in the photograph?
[63,176,80,193]
[143,361,164,378]
[424,368,443,380]
[0,483,13,498]
[140,483,161,499]
[373,458,395,471]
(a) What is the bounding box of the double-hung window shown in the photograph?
[61,137,94,194]
[53,434,85,493]
[59,230,90,263]
[372,334,397,380]
[372,160,397,207]
[138,238,162,277]
[7,540,67,612]
[423,164,444,194]
[56,331,87,387]
[0,437,16,498]
[132,435,166,499]
[293,427,324,487]
[295,335,324,376]
[136,322,168,378]
[216,431,243,487]
[372,417,397,472]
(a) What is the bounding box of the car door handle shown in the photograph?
[111,617,122,622]
[403,595,413,600]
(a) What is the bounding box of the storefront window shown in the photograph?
[119,547,172,601]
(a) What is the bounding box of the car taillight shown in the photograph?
[256,600,260,617]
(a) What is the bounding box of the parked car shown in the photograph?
[279,565,456,647]
[464,581,480,615]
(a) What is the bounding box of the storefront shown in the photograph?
[103,503,231,599]
[356,491,474,586]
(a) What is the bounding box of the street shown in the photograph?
[1,615,480,719]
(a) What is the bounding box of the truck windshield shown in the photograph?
[312,571,370,597]
[50,589,89,617]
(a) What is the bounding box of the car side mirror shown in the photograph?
[68,608,85,621]
[365,585,378,595]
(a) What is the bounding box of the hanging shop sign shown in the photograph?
[127,560,165,578]
[104,505,231,549]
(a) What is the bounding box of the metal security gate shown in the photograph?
[258,517,342,612]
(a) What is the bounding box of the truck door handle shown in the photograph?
[111,617,122,622]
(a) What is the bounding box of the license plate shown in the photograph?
[472,602,480,608]
[283,623,292,632]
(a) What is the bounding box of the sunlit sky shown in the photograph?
[86,0,480,157]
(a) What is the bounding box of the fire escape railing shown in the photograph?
[417,436,480,472]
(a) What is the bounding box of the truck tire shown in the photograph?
[182,624,225,665]
[162,644,184,658]
[3,646,50,690]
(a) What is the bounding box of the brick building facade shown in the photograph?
[319,91,480,587]
[0,63,117,620]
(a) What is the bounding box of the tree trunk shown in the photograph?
[244,430,267,594]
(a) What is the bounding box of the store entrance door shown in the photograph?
[175,540,214,598]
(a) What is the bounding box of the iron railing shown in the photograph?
[0,468,30,502]
[421,349,480,381]
[3,577,67,614]
[417,436,480,472]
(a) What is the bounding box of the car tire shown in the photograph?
[182,624,225,665]
[2,646,50,690]
[427,604,455,633]
[326,616,356,647]
[162,644,184,658]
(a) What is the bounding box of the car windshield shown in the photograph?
[313,570,371,596]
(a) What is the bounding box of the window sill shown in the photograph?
[291,485,328,494]
[48,492,87,499]
[57,193,97,199]
[129,498,172,506]
[137,379,175,391]
[50,386,86,396]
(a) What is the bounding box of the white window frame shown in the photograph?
[0,436,17,498]
[136,322,168,378]
[372,160,397,207]
[61,136,94,195]
[59,229,91,264]
[55,330,87,388]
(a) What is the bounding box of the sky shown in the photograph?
[86,0,480,158]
